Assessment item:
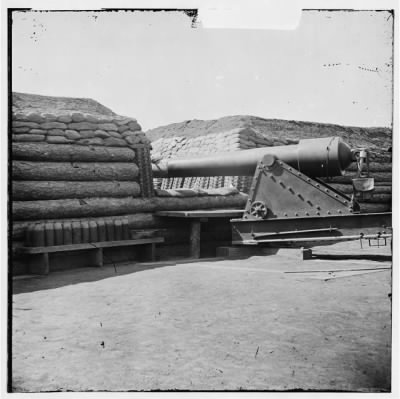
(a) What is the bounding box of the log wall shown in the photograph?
[321,150,392,213]
[12,192,248,221]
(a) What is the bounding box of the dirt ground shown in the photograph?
[11,242,392,392]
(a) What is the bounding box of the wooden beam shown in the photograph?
[13,161,139,181]
[13,181,141,200]
[18,237,164,254]
[155,209,244,218]
[189,220,201,259]
[12,142,136,162]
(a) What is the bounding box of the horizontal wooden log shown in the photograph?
[346,162,392,173]
[331,180,393,187]
[12,143,136,162]
[13,161,139,181]
[359,203,391,213]
[325,172,392,184]
[13,181,141,200]
[369,153,392,162]
[12,194,248,221]
[358,193,392,203]
[373,181,394,186]
[330,184,392,195]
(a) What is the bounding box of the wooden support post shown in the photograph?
[190,220,201,259]
[29,252,49,275]
[93,247,103,267]
[300,247,313,260]
[140,243,156,262]
[148,243,156,262]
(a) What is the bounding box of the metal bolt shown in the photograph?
[325,189,329,193]
[284,213,288,217]
[316,206,321,210]
[316,184,320,188]
[316,212,320,215]
[327,211,331,215]
[338,210,342,213]
[335,194,339,198]
[295,212,299,216]
[305,212,309,216]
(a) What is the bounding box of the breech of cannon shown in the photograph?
[152,136,354,178]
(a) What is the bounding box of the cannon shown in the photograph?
[152,136,353,178]
[152,136,392,248]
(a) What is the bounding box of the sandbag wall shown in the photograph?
[151,127,392,213]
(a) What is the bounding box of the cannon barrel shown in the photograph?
[152,136,354,178]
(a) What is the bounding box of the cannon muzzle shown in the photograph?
[152,136,353,178]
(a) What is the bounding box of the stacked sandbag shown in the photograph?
[146,115,391,149]
[12,110,150,147]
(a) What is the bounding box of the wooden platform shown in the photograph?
[155,209,244,219]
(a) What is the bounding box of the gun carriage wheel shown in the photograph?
[249,201,268,219]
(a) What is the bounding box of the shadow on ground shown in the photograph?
[12,261,179,294]
[13,249,392,294]
[312,254,391,262]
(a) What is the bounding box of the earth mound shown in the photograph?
[12,92,116,117]
[146,115,391,150]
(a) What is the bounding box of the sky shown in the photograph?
[11,9,393,130]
